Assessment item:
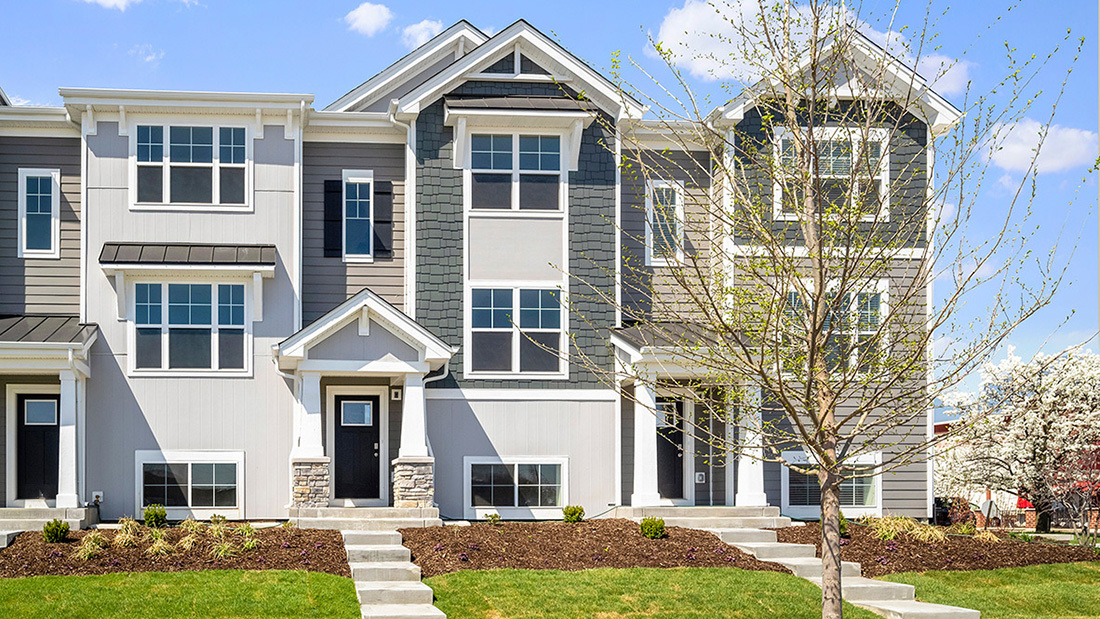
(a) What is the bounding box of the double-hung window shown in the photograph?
[470,287,563,375]
[787,465,877,508]
[775,128,888,219]
[133,282,249,373]
[646,180,684,265]
[17,168,61,259]
[136,124,248,207]
[784,281,886,374]
[470,133,562,211]
[343,170,374,260]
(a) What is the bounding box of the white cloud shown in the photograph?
[914,54,972,97]
[82,0,141,9]
[402,19,444,50]
[344,2,393,37]
[987,118,1099,174]
[129,44,165,65]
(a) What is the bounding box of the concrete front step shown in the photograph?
[0,507,98,531]
[291,507,439,520]
[707,528,778,544]
[350,561,422,582]
[617,506,781,518]
[298,517,442,531]
[0,519,85,531]
[731,541,817,559]
[346,544,413,563]
[806,577,915,602]
[356,581,435,605]
[360,603,445,619]
[343,530,405,546]
[654,516,792,529]
[773,557,861,578]
[855,600,981,619]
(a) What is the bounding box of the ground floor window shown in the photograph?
[464,457,568,518]
[785,463,878,511]
[136,451,243,516]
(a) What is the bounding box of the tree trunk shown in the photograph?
[820,472,843,619]
[1033,499,1053,533]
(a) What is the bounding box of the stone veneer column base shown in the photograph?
[292,457,331,507]
[392,456,435,508]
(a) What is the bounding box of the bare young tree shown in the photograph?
[559,1,1084,617]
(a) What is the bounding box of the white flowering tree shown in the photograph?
[938,352,1100,534]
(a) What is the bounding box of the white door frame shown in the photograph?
[655,392,695,506]
[6,383,61,508]
[325,385,389,507]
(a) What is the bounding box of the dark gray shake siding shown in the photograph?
[302,142,406,322]
[0,136,81,314]
[415,81,617,389]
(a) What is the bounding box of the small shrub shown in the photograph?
[956,521,977,536]
[145,539,173,556]
[562,505,585,523]
[909,524,948,543]
[210,541,237,559]
[1009,531,1035,542]
[82,530,108,549]
[71,531,107,561]
[179,518,205,534]
[484,513,502,525]
[42,519,69,543]
[177,534,198,552]
[242,537,259,551]
[209,514,227,526]
[867,516,916,541]
[208,522,228,539]
[118,517,142,536]
[113,531,139,548]
[838,511,849,537]
[71,543,100,561]
[145,527,167,542]
[143,504,168,529]
[640,516,666,539]
[975,529,1001,543]
[280,520,295,531]
[236,522,255,538]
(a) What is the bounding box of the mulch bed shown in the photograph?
[774,523,1100,577]
[400,518,790,578]
[0,526,349,578]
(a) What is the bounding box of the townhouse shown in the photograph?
[0,20,958,526]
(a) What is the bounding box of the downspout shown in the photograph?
[388,99,418,318]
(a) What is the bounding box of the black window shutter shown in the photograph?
[373,180,394,257]
[323,180,342,257]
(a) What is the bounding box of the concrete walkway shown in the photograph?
[342,530,444,619]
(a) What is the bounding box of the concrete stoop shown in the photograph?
[292,507,443,531]
[342,530,445,619]
[0,507,98,531]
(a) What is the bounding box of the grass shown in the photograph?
[425,567,881,618]
[0,569,360,618]
[882,561,1100,619]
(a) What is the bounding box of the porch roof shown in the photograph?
[0,315,97,345]
[99,242,277,266]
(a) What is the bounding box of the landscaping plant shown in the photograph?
[177,534,198,552]
[280,520,296,531]
[113,531,139,548]
[640,516,666,540]
[143,504,168,528]
[243,537,260,551]
[837,512,848,538]
[975,530,1001,544]
[180,518,205,534]
[210,541,238,559]
[71,531,108,561]
[236,522,256,538]
[484,513,502,525]
[562,505,585,523]
[118,517,142,536]
[42,519,69,543]
[145,538,174,556]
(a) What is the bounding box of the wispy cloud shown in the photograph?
[401,19,444,50]
[129,44,165,65]
[344,2,393,37]
[82,0,142,10]
[8,95,52,107]
[987,118,1099,174]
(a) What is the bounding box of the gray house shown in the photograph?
[0,20,957,526]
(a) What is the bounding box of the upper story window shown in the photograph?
[470,133,562,211]
[17,168,61,259]
[135,124,248,208]
[774,128,888,221]
[469,286,563,376]
[784,280,887,374]
[343,170,374,261]
[132,281,250,375]
[645,180,684,266]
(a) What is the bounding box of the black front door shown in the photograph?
[334,395,381,499]
[17,394,60,500]
[656,398,684,500]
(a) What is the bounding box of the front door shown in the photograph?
[333,395,381,499]
[17,394,60,501]
[656,398,684,500]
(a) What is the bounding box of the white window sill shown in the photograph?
[19,249,61,260]
[468,506,564,520]
[131,202,253,213]
[646,256,682,268]
[129,369,254,379]
[468,209,564,218]
[464,371,569,381]
[784,504,880,520]
[162,507,242,520]
[772,211,890,223]
[343,255,375,264]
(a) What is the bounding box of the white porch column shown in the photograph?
[55,370,79,508]
[399,373,428,458]
[292,371,324,459]
[631,380,661,506]
[735,384,769,506]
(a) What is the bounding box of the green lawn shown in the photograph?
[425,567,880,618]
[0,569,360,618]
[882,561,1100,619]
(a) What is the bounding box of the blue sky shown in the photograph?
[2,0,1097,408]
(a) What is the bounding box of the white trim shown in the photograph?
[644,179,685,267]
[133,449,245,520]
[614,127,622,327]
[325,385,389,507]
[6,384,62,507]
[780,450,883,519]
[729,245,925,259]
[462,455,569,520]
[22,398,58,426]
[342,169,375,262]
[17,168,62,259]
[463,281,570,380]
[424,388,618,401]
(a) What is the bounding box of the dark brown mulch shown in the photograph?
[400,518,790,578]
[0,526,349,578]
[774,523,1100,577]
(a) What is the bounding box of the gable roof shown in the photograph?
[325,20,489,112]
[394,20,646,121]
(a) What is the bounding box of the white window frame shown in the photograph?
[782,278,889,377]
[325,385,390,507]
[5,384,62,507]
[466,131,566,214]
[23,398,58,426]
[772,126,889,222]
[342,169,374,263]
[134,449,244,520]
[17,168,61,259]
[645,179,685,266]
[464,281,568,380]
[129,121,253,212]
[340,399,373,427]
[780,450,882,519]
[463,455,569,520]
[127,277,254,378]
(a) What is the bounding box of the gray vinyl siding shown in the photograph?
[302,142,406,323]
[0,375,62,501]
[0,136,81,314]
[620,385,634,504]
[415,81,617,389]
[620,149,712,321]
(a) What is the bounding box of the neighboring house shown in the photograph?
[0,19,957,524]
